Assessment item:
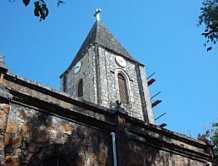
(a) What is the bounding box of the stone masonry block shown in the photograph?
[6,121,17,134]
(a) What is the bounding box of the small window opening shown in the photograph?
[78,79,83,97]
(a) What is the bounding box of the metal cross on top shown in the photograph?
[94,8,102,22]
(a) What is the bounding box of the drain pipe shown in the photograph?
[110,132,118,166]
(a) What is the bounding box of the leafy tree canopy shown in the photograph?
[199,0,218,51]
[205,122,218,156]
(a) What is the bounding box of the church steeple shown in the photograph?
[60,12,155,124]
[61,20,139,75]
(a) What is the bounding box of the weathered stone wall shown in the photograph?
[0,104,10,166]
[98,47,144,120]
[62,46,98,104]
[113,113,212,166]
[62,45,154,122]
[0,71,213,166]
[1,103,109,166]
[0,99,211,166]
[125,141,206,166]
[139,65,155,124]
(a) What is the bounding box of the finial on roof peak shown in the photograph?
[94,8,102,22]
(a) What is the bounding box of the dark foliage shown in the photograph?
[199,0,218,51]
[23,0,30,6]
[205,122,218,156]
[33,1,48,21]
[20,0,64,21]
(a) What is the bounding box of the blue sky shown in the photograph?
[0,0,218,138]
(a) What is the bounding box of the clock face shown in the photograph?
[73,61,81,74]
[115,56,126,67]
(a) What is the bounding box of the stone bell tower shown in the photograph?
[60,9,155,123]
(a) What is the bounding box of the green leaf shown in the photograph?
[206,130,210,137]
[34,1,40,7]
[38,4,48,20]
[23,0,30,6]
[34,6,40,17]
[207,46,212,51]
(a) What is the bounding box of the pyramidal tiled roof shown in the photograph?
[61,21,141,76]
[94,21,136,60]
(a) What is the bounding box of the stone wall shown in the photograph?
[125,141,206,166]
[0,71,213,166]
[62,45,154,122]
[61,45,98,104]
[0,104,10,165]
[139,65,154,124]
[113,112,212,166]
[98,47,144,120]
[0,103,110,166]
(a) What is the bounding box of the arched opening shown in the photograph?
[118,73,129,104]
[42,156,72,166]
[28,144,78,166]
[78,79,83,97]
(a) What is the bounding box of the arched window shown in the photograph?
[78,79,83,97]
[118,73,129,104]
[42,156,72,166]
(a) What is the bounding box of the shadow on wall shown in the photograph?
[4,108,110,166]
[125,139,159,166]
[3,105,208,166]
[122,127,206,166]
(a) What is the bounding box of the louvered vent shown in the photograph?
[118,73,128,104]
